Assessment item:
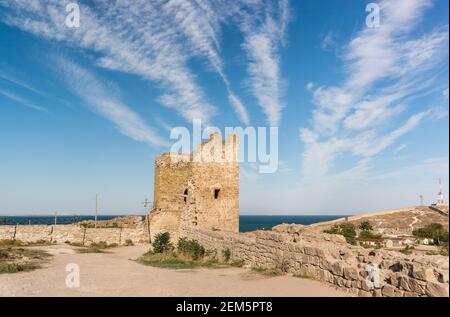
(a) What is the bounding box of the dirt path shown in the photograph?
[0,245,348,297]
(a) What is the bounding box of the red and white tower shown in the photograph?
[437,178,445,205]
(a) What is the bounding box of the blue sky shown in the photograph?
[0,0,448,215]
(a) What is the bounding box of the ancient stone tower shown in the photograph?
[148,133,239,240]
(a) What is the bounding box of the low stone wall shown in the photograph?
[181,227,449,297]
[0,224,149,246]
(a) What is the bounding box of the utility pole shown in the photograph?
[142,197,151,213]
[95,193,99,228]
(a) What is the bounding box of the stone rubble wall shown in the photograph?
[0,224,149,246]
[2,221,448,297]
[181,227,449,297]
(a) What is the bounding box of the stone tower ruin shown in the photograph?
[147,132,239,241]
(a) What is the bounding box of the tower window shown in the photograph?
[183,189,188,203]
[214,189,220,199]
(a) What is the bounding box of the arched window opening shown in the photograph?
[183,189,188,203]
[214,189,220,199]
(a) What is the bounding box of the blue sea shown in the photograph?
[0,215,346,232]
[239,215,346,232]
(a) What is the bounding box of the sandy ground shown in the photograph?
[0,244,348,297]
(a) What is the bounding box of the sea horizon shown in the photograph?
[0,214,348,232]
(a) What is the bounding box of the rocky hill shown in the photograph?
[306,206,449,236]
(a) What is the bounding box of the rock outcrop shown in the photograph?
[181,226,449,297]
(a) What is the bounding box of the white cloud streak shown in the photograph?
[0,88,48,112]
[301,0,448,182]
[1,0,290,126]
[238,0,290,126]
[57,58,168,148]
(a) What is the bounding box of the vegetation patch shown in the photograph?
[251,266,281,277]
[0,239,55,247]
[222,248,231,262]
[177,238,205,260]
[75,248,107,254]
[359,221,373,231]
[65,240,118,253]
[0,263,38,274]
[359,230,382,239]
[399,245,415,255]
[152,232,173,253]
[138,251,198,269]
[124,239,134,246]
[413,223,449,245]
[230,259,245,267]
[0,247,51,274]
[0,239,23,247]
[138,232,232,269]
[65,241,84,247]
[324,223,357,245]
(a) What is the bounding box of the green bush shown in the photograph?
[359,221,373,231]
[324,223,357,245]
[0,263,37,274]
[359,230,382,239]
[230,259,245,267]
[152,232,173,253]
[90,241,108,249]
[413,223,449,245]
[0,249,9,259]
[222,248,231,262]
[177,238,205,260]
[124,239,134,246]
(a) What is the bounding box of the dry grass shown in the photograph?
[137,251,223,269]
[0,246,52,274]
[251,266,282,277]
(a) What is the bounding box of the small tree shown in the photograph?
[359,221,373,231]
[413,223,449,245]
[359,230,382,239]
[324,223,357,245]
[152,232,173,253]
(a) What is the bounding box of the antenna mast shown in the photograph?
[437,178,445,205]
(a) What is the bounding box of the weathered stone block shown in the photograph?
[381,284,395,297]
[413,268,436,282]
[425,282,449,297]
[343,267,359,280]
[358,289,372,297]
[361,279,373,291]
[331,261,344,276]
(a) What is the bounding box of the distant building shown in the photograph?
[356,237,383,247]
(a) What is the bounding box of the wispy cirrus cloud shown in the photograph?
[1,0,216,122]
[0,70,72,108]
[57,57,168,148]
[0,0,290,127]
[300,0,448,182]
[0,88,47,112]
[237,0,290,126]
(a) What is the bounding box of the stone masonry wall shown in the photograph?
[181,227,449,297]
[0,224,149,246]
[150,133,239,236]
